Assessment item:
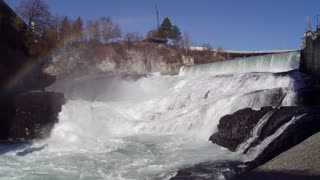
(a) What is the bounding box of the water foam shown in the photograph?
[0,52,303,179]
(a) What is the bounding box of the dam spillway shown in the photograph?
[179,51,300,76]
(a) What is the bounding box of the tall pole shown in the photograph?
[156,5,160,28]
[307,16,312,31]
[317,15,320,31]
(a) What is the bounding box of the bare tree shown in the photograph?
[181,32,191,52]
[15,0,51,34]
[216,46,226,60]
[86,20,101,44]
[124,32,143,42]
[123,32,143,48]
[52,16,61,40]
[99,16,121,43]
[201,42,213,60]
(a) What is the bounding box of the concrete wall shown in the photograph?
[301,34,320,79]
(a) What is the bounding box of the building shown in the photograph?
[142,37,168,44]
[0,0,28,53]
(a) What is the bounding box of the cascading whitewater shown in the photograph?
[179,51,300,76]
[0,51,303,179]
[244,114,308,161]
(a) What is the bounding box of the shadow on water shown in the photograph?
[16,144,46,156]
[235,170,320,180]
[281,70,320,106]
[0,141,46,156]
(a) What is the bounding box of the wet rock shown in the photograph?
[209,106,320,170]
[250,108,320,167]
[171,161,245,180]
[236,132,320,180]
[9,91,66,140]
[0,96,16,140]
[209,107,273,151]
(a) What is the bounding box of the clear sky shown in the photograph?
[5,0,320,50]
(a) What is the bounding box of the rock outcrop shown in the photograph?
[173,102,320,180]
[172,161,245,180]
[0,1,65,140]
[210,106,320,168]
[237,132,320,180]
[43,42,185,78]
[10,92,65,140]
[209,107,273,152]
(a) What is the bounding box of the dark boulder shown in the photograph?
[0,95,16,140]
[209,106,320,170]
[171,161,245,180]
[209,107,273,151]
[250,108,320,168]
[9,91,65,140]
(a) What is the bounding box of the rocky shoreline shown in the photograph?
[171,105,320,180]
[237,132,320,180]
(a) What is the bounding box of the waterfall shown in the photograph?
[236,111,275,153]
[0,52,303,179]
[179,51,300,76]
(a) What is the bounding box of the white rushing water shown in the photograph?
[179,51,300,76]
[236,111,275,153]
[245,114,308,161]
[0,51,302,179]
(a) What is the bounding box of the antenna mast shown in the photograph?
[307,16,312,31]
[317,15,320,31]
[156,5,160,28]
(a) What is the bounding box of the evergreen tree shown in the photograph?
[86,20,101,44]
[156,17,182,46]
[157,17,172,39]
[170,25,182,45]
[59,16,71,44]
[72,16,84,41]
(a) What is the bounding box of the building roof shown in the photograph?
[142,37,168,44]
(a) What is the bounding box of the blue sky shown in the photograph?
[6,0,320,50]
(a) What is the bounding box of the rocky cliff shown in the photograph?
[43,42,192,78]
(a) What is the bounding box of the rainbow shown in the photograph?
[3,32,85,93]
